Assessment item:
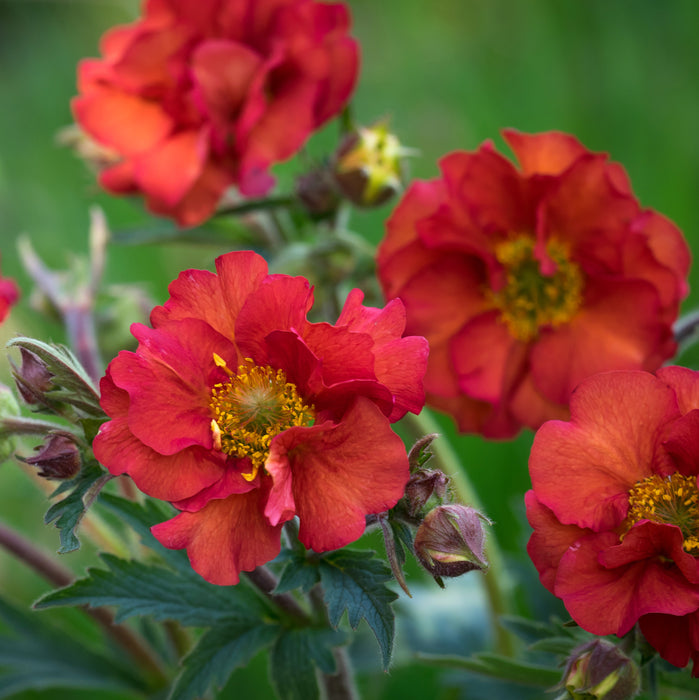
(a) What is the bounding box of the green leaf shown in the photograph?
[169,617,280,700]
[98,492,190,571]
[417,651,562,688]
[318,549,398,670]
[36,553,270,627]
[0,596,145,697]
[275,550,320,594]
[6,337,102,417]
[500,614,577,645]
[44,460,110,553]
[269,627,347,700]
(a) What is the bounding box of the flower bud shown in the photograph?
[404,468,449,517]
[559,639,640,700]
[414,504,491,578]
[295,165,341,219]
[20,432,81,480]
[11,347,54,406]
[333,122,410,208]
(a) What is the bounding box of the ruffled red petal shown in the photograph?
[267,398,409,551]
[151,487,282,586]
[529,371,680,530]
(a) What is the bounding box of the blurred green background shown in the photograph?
[0,0,698,698]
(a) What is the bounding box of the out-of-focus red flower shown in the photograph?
[73,0,359,227]
[526,367,699,675]
[93,251,427,584]
[0,257,19,324]
[377,130,690,438]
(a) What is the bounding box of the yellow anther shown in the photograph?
[487,235,583,342]
[626,473,699,553]
[209,359,315,477]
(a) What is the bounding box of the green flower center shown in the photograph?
[488,235,583,342]
[626,473,699,552]
[209,354,315,481]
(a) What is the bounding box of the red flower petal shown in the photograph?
[503,129,587,177]
[525,491,588,594]
[151,488,282,585]
[151,250,269,345]
[555,528,699,636]
[639,612,699,671]
[529,371,680,530]
[72,86,173,156]
[267,398,409,552]
[235,274,314,359]
[109,320,236,455]
[529,277,673,406]
[94,368,225,501]
[134,129,208,207]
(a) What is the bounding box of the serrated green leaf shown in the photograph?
[319,549,398,670]
[169,617,279,700]
[6,337,102,417]
[0,596,145,697]
[98,492,190,571]
[36,553,270,627]
[269,627,347,700]
[44,460,110,553]
[275,551,320,594]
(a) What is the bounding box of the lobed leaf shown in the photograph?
[35,553,269,627]
[318,549,398,670]
[275,550,321,594]
[269,627,347,700]
[169,617,280,700]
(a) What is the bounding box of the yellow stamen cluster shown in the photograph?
[626,473,699,552]
[209,355,315,482]
[488,235,583,342]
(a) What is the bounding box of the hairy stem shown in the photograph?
[402,410,515,657]
[0,521,168,684]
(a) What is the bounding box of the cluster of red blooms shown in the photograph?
[2,0,690,681]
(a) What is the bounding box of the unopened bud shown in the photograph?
[404,468,449,517]
[414,504,491,578]
[559,639,640,700]
[20,432,81,480]
[11,347,54,406]
[333,122,412,208]
[295,166,341,219]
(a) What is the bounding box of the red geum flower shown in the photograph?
[93,251,427,584]
[376,130,690,438]
[0,256,19,324]
[526,366,699,675]
[73,0,359,227]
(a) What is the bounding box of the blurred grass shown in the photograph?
[0,0,698,697]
